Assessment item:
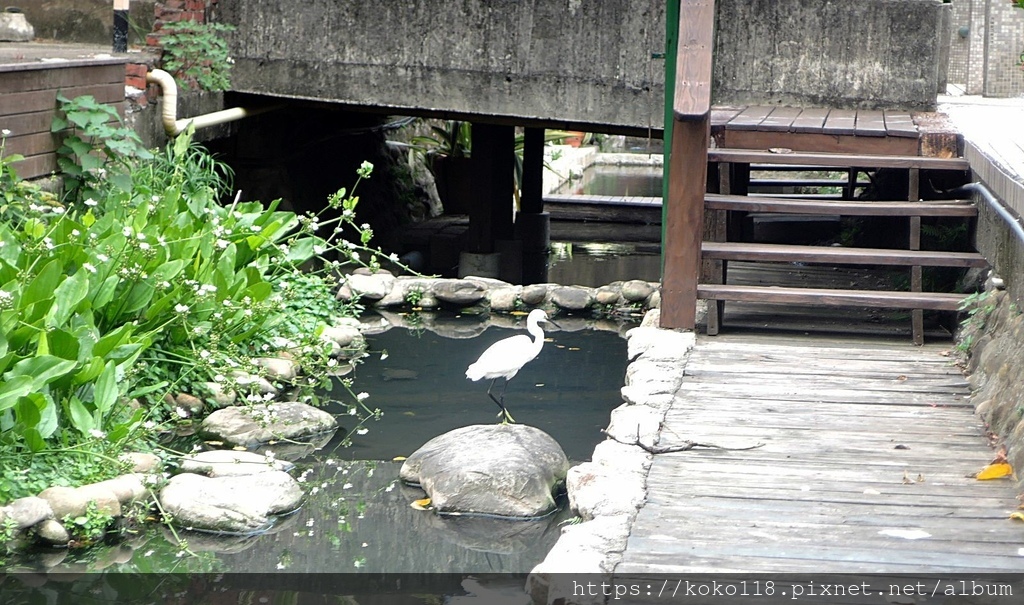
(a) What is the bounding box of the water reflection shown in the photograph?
[556,165,663,197]
[547,242,661,288]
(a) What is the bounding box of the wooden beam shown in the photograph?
[708,148,970,171]
[673,0,714,122]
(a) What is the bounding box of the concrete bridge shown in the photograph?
[217,0,951,134]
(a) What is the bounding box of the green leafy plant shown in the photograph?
[158,21,237,92]
[51,94,153,201]
[62,500,116,546]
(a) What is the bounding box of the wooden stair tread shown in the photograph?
[702,242,988,267]
[708,148,970,171]
[705,194,977,217]
[697,284,969,311]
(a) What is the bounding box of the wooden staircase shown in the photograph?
[701,149,987,344]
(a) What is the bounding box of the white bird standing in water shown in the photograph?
[466,308,555,423]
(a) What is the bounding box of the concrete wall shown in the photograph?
[217,0,950,132]
[713,0,950,110]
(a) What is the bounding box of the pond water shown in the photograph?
[546,242,662,288]
[3,315,634,595]
[556,164,663,197]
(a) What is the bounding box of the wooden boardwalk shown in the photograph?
[616,331,1023,574]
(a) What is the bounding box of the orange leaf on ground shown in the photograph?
[976,462,1014,480]
[410,497,432,510]
[1009,512,1024,522]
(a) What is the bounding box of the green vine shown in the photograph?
[158,21,237,92]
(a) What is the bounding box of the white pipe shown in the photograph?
[145,69,278,137]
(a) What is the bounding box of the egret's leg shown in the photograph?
[484,378,515,423]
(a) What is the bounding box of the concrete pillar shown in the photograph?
[467,122,515,253]
[520,127,545,215]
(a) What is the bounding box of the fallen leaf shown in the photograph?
[1010,512,1024,522]
[768,147,793,154]
[410,497,432,511]
[916,474,925,483]
[232,446,247,451]
[894,444,910,450]
[902,470,914,485]
[568,347,581,351]
[896,375,907,381]
[392,456,407,462]
[991,445,1009,464]
[976,462,1013,480]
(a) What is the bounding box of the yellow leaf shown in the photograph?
[976,462,1014,480]
[410,497,432,511]
[392,456,407,462]
[1010,512,1024,522]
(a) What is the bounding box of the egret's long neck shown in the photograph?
[528,322,545,353]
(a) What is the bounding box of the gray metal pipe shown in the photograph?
[952,182,1024,246]
[145,69,279,137]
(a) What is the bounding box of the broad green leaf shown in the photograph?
[35,392,58,438]
[72,356,105,386]
[22,428,45,452]
[14,394,41,428]
[21,259,62,309]
[10,355,78,387]
[92,275,120,309]
[0,375,34,411]
[119,282,155,316]
[150,259,185,284]
[68,396,95,435]
[47,269,90,328]
[93,361,117,414]
[47,328,80,361]
[93,324,135,359]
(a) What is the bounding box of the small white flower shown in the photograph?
[342,483,353,490]
[216,238,229,249]
[276,562,285,570]
[380,351,389,361]
[1,129,10,137]
[174,406,189,418]
[151,195,160,203]
[357,392,369,401]
[122,226,132,237]
[84,198,98,207]
[143,549,154,557]
[139,241,150,250]
[356,428,368,435]
[174,303,189,314]
[89,428,107,439]
[96,253,109,262]
[71,229,80,237]
[82,262,96,274]
[306,519,315,527]
[384,484,394,493]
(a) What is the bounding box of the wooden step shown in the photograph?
[702,242,988,268]
[705,194,977,217]
[708,148,970,171]
[697,284,969,311]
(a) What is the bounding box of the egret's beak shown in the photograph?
[543,317,561,330]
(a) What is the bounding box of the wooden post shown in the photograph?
[908,167,923,345]
[660,0,715,330]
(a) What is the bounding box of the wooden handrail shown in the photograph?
[673,0,715,122]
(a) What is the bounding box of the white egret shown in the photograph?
[466,309,555,423]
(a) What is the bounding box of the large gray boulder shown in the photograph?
[158,471,303,534]
[400,424,569,518]
[179,450,295,477]
[199,401,338,447]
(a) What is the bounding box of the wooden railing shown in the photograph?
[661,0,715,329]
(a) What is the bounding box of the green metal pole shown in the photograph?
[662,0,680,273]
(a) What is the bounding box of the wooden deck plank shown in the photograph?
[883,110,919,138]
[701,241,987,268]
[822,108,858,136]
[708,148,971,170]
[616,335,1021,574]
[705,194,977,217]
[726,105,774,131]
[855,110,888,137]
[758,106,804,132]
[790,107,831,133]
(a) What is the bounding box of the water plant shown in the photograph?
[0,96,398,504]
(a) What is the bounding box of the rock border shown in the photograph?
[525,309,699,605]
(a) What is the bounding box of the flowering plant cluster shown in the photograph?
[0,98,391,500]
